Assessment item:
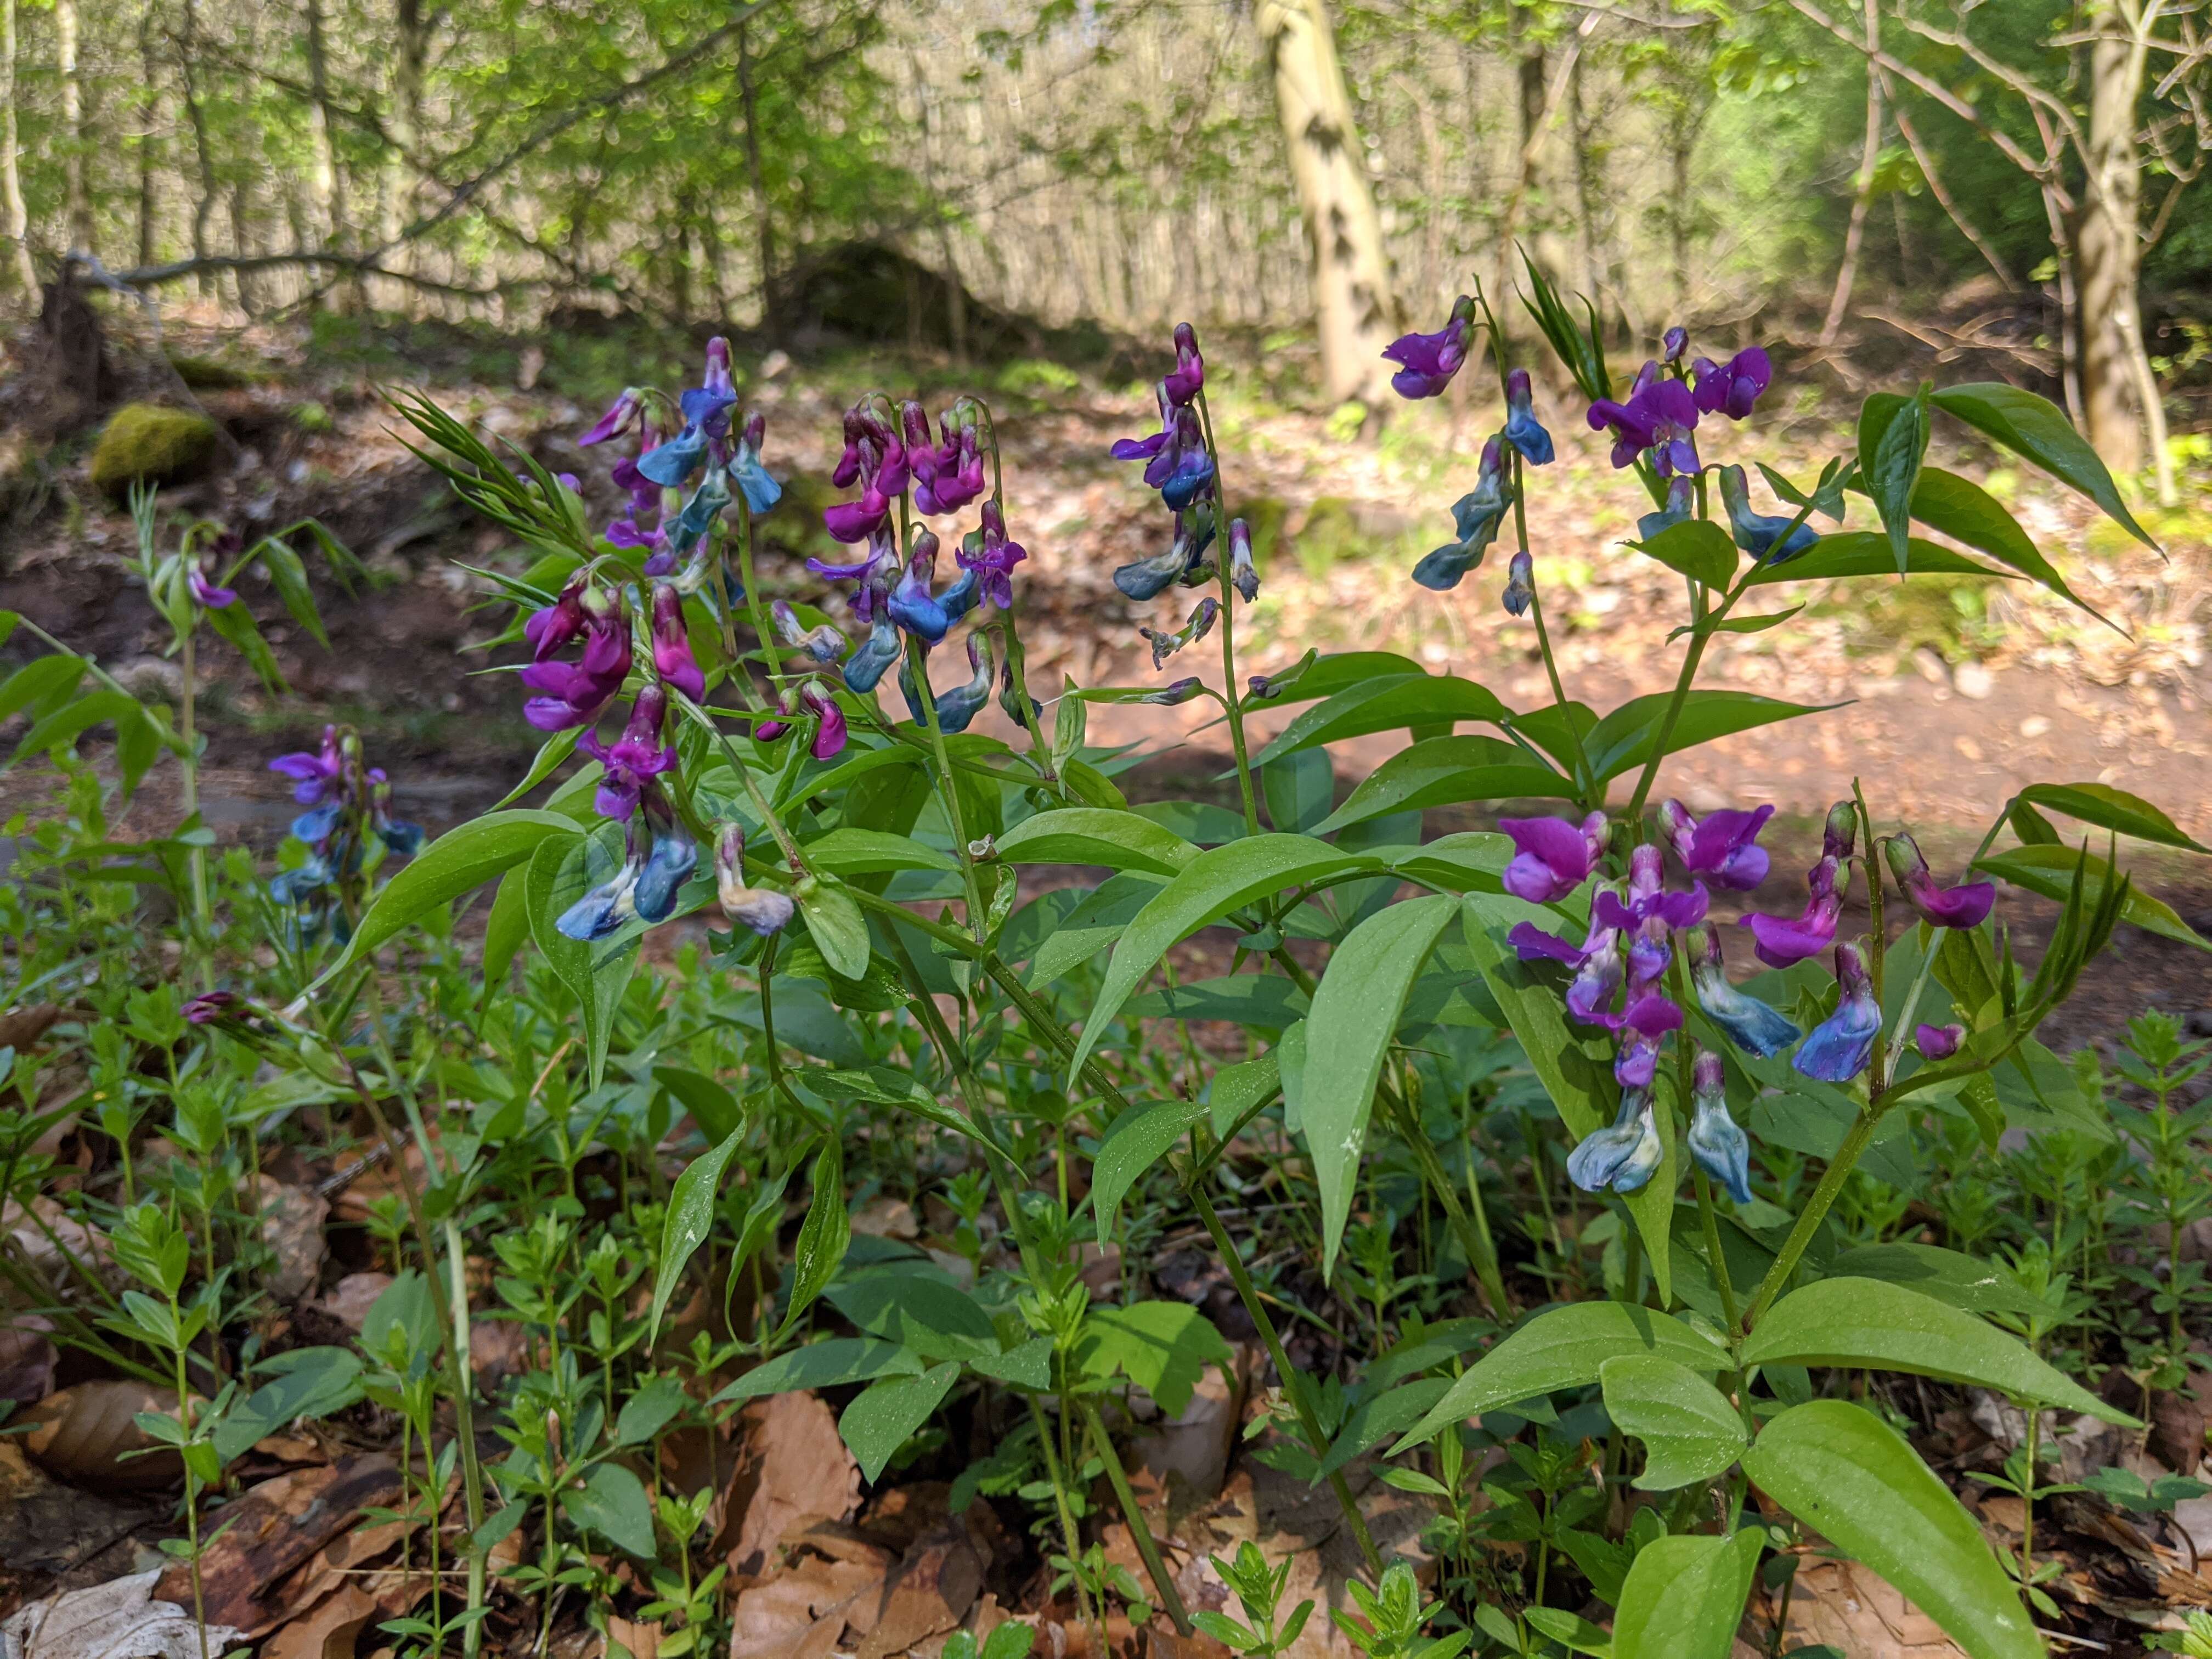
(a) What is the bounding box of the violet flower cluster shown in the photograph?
[267,725,422,944]
[1376,298,1555,595]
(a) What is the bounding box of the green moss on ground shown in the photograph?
[88,404,222,495]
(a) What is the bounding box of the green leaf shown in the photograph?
[1092,1098,1207,1245]
[1906,467,2115,627]
[203,599,287,691]
[780,1138,851,1339]
[251,533,331,647]
[1598,1356,1747,1491]
[797,879,873,980]
[1314,1376,1452,1482]
[4,691,148,768]
[1314,736,1569,833]
[1075,1301,1234,1416]
[325,809,579,978]
[1667,606,1804,644]
[1743,1400,2040,1659]
[1070,835,1372,1084]
[1742,1277,2137,1425]
[1305,895,1457,1278]
[214,1347,364,1463]
[1824,1244,2049,1321]
[1612,1529,1762,1659]
[827,1268,1001,1362]
[1932,381,2155,549]
[1207,1050,1282,1140]
[1632,518,1737,588]
[802,828,957,875]
[527,834,641,1089]
[1385,832,1514,893]
[1581,692,1836,785]
[0,654,83,726]
[969,1335,1053,1390]
[653,1066,744,1144]
[1523,1609,1613,1658]
[1392,1302,1726,1452]
[561,1463,658,1559]
[1246,649,1423,706]
[1860,386,1931,574]
[482,866,531,990]
[709,1338,923,1406]
[1973,843,2210,952]
[646,1128,743,1348]
[1462,894,1673,1301]
[995,807,1200,876]
[1251,674,1514,767]
[614,1374,690,1446]
[840,1361,960,1482]
[1742,532,2007,585]
[1261,748,1336,832]
[2013,782,2207,854]
[493,727,586,811]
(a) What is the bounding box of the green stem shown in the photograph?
[1510,449,1595,806]
[178,628,211,981]
[1387,1090,1510,1318]
[1188,1182,1383,1577]
[736,500,782,684]
[1077,1396,1193,1633]
[1745,1101,1887,1328]
[901,634,991,929]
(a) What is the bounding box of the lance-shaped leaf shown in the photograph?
[1904,466,2115,628]
[1304,894,1457,1278]
[2013,782,2206,854]
[1251,674,1514,767]
[1314,736,1571,833]
[840,1361,960,1482]
[778,1136,851,1341]
[1612,1528,1762,1659]
[1742,533,2006,584]
[1860,386,1930,574]
[1931,381,2155,549]
[1092,1098,1208,1245]
[1974,844,2209,952]
[1743,1277,2138,1425]
[325,809,579,980]
[1743,1399,2042,1659]
[1579,692,1837,785]
[646,1127,743,1347]
[996,807,1201,876]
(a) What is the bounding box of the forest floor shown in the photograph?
[4,307,2210,1033]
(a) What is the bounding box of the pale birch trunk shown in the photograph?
[1,0,35,292]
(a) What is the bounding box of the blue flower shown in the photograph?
[557,810,696,941]
[1503,369,1554,465]
[663,466,732,562]
[1115,507,1216,601]
[887,531,983,645]
[1413,437,1513,591]
[1501,551,1534,617]
[1793,939,1882,1082]
[1637,475,1695,543]
[842,619,902,693]
[1566,1092,1665,1195]
[729,411,781,514]
[1686,1051,1752,1204]
[1686,923,1800,1058]
[901,633,995,734]
[1718,465,1819,564]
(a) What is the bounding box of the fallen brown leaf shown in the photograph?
[852,1523,985,1659]
[723,1392,861,1577]
[0,1571,247,1659]
[252,1177,331,1305]
[20,1381,188,1491]
[0,1313,57,1406]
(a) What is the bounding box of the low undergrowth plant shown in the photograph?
[3,272,2210,1659]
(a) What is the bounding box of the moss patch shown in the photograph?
[88,404,222,496]
[1291,496,1364,577]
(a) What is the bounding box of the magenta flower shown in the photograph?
[1165,322,1205,405]
[1382,295,1476,399]
[1741,800,1855,967]
[1691,347,1773,420]
[579,388,645,448]
[650,584,704,701]
[801,682,848,761]
[578,682,676,822]
[1500,811,1607,904]
[1661,326,1689,365]
[189,565,238,608]
[269,726,343,805]
[956,500,1026,610]
[1593,843,1710,934]
[521,594,631,732]
[1509,913,1626,1030]
[907,403,985,516]
[1884,832,1995,930]
[1111,382,1176,465]
[1916,1023,1965,1060]
[1612,992,1685,1090]
[524,578,590,661]
[1659,799,1775,892]
[1588,371,1700,477]
[823,405,909,544]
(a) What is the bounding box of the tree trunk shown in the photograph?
[736,22,776,312]
[387,0,430,313]
[1819,0,1882,347]
[136,4,158,269]
[177,0,218,297]
[2076,3,2170,499]
[1,0,35,294]
[57,0,91,253]
[1257,0,1397,404]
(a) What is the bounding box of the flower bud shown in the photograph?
[1883,832,1996,930]
[651,583,706,701]
[1229,519,1258,603]
[1822,800,1858,861]
[715,823,795,936]
[1661,326,1689,365]
[1915,1022,1965,1060]
[1501,551,1534,617]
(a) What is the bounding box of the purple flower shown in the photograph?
[1661,326,1689,365]
[809,522,900,618]
[1144,405,1215,512]
[1793,939,1882,1082]
[1566,1092,1664,1194]
[557,797,696,941]
[525,578,591,662]
[1229,518,1259,603]
[886,530,983,644]
[823,405,909,544]
[1660,800,1774,892]
[1383,295,1476,399]
[1691,347,1773,420]
[1686,1050,1752,1204]
[1883,832,1996,930]
[715,823,794,936]
[270,725,344,805]
[1686,923,1800,1058]
[637,341,743,488]
[907,402,984,516]
[189,566,238,609]
[1587,372,1700,477]
[957,501,1026,610]
[802,682,848,761]
[579,388,645,448]
[1592,843,1710,934]
[1141,677,1205,707]
[1501,551,1534,617]
[1742,802,1854,967]
[520,594,631,732]
[1916,1023,1965,1060]
[1502,369,1554,465]
[1717,465,1818,564]
[1165,322,1205,405]
[1501,810,1607,904]
[1111,383,1176,465]
[650,584,704,702]
[1140,597,1220,672]
[1637,475,1696,543]
[1413,436,1514,591]
[184,991,243,1027]
[1613,992,1685,1091]
[578,682,676,822]
[1510,913,1626,1029]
